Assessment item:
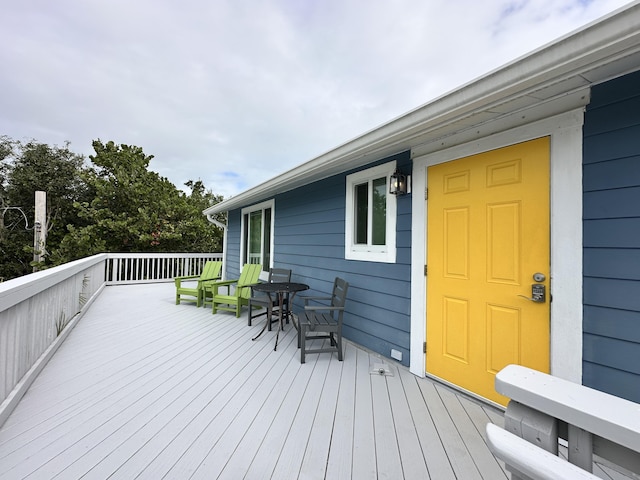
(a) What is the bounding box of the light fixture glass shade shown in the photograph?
[389,169,407,195]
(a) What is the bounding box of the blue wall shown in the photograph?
[583,69,640,403]
[226,151,413,365]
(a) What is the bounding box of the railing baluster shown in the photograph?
[100,253,222,285]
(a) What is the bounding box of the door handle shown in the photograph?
[518,284,546,303]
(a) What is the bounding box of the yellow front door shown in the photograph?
[426,137,550,405]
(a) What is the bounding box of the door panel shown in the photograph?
[486,304,521,374]
[426,137,550,405]
[443,297,469,362]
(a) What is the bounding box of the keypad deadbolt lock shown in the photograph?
[529,284,546,303]
[518,273,547,303]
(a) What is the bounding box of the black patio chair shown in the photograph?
[298,277,349,363]
[248,268,292,329]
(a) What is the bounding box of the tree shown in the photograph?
[180,179,225,252]
[0,137,88,279]
[0,136,13,240]
[1,137,224,279]
[52,140,223,262]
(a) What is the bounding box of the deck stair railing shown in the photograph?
[0,252,222,427]
[487,365,640,480]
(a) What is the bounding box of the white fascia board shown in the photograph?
[204,1,640,216]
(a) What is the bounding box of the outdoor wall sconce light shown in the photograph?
[389,169,408,195]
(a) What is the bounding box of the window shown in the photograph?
[345,163,397,263]
[241,200,274,272]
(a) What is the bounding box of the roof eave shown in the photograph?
[204,0,640,215]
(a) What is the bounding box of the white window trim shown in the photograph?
[345,162,397,263]
[240,199,275,279]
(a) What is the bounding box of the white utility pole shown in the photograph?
[33,191,47,270]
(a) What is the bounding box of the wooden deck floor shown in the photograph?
[0,283,627,479]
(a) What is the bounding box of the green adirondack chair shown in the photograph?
[209,263,262,317]
[174,260,222,307]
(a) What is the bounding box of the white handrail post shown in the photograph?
[569,425,594,472]
[504,400,559,479]
[495,364,640,477]
[487,424,600,480]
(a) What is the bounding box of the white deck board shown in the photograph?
[417,379,486,479]
[0,283,517,480]
[322,342,357,480]
[370,366,404,479]
[397,366,457,479]
[296,346,344,480]
[386,365,430,479]
[457,395,510,477]
[351,346,378,480]
[435,384,507,479]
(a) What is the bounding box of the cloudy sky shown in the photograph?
[0,0,634,198]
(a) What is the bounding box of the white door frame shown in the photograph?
[410,108,584,385]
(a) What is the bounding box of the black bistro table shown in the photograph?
[251,282,309,351]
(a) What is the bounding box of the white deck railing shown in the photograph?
[0,252,222,426]
[105,252,223,284]
[487,365,640,480]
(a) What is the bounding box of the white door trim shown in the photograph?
[410,109,584,385]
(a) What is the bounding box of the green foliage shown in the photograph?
[181,180,225,252]
[78,274,90,309]
[1,137,89,278]
[54,140,223,260]
[56,140,179,256]
[55,311,71,337]
[1,137,225,280]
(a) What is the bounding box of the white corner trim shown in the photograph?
[410,162,427,376]
[549,121,583,384]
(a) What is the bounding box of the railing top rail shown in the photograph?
[496,364,640,452]
[106,253,222,259]
[0,253,224,310]
[0,254,108,312]
[486,424,600,480]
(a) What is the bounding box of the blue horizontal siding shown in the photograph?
[584,69,640,115]
[584,186,640,219]
[583,93,640,137]
[583,124,640,162]
[582,69,640,403]
[584,218,640,248]
[226,151,413,365]
[583,363,640,404]
[584,306,640,343]
[584,333,640,375]
[224,210,243,279]
[584,277,640,312]
[584,248,640,281]
[583,155,640,191]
